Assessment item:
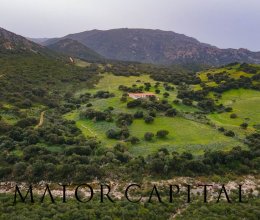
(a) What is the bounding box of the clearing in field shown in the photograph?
[65,73,246,156]
[208,89,260,135]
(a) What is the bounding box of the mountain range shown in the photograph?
[1,27,260,66]
[38,28,260,66]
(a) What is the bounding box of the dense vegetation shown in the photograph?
[0,56,259,183]
[0,192,259,220]
[0,52,259,219]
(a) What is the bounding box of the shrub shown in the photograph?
[218,127,225,132]
[165,108,177,117]
[127,99,141,108]
[230,113,238,119]
[134,111,144,119]
[129,136,140,144]
[224,130,235,137]
[163,92,170,98]
[144,116,154,124]
[144,132,154,141]
[156,130,169,138]
[240,122,248,129]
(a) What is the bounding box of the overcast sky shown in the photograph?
[0,0,260,51]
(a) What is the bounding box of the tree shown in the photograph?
[148,110,156,117]
[0,121,11,134]
[129,136,140,144]
[144,116,154,124]
[13,162,27,179]
[225,107,233,112]
[224,130,235,137]
[27,134,39,145]
[156,130,169,138]
[106,129,120,139]
[93,90,114,99]
[182,98,192,106]
[134,111,144,119]
[16,117,38,128]
[163,92,170,98]
[116,113,133,127]
[165,108,177,117]
[144,132,154,141]
[181,152,193,160]
[197,99,215,112]
[173,99,180,105]
[20,99,32,108]
[120,96,127,102]
[218,127,225,132]
[127,99,141,108]
[150,158,164,173]
[230,113,238,119]
[240,122,248,129]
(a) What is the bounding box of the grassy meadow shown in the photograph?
[208,89,260,136]
[65,72,250,156]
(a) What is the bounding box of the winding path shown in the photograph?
[35,111,45,129]
[81,124,96,136]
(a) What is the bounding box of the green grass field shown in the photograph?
[208,89,260,136]
[65,110,244,156]
[198,64,255,82]
[64,73,248,156]
[76,73,197,113]
[129,116,243,155]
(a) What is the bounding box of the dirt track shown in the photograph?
[35,111,45,129]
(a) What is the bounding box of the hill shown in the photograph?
[0,27,51,55]
[42,28,260,66]
[0,26,259,183]
[47,38,103,61]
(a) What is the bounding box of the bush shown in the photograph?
[165,108,177,117]
[144,132,154,141]
[218,127,225,132]
[116,113,133,127]
[16,117,38,128]
[230,113,238,119]
[0,121,12,134]
[144,116,154,124]
[163,92,170,98]
[106,129,121,139]
[127,99,141,108]
[224,130,235,137]
[93,90,114,99]
[129,136,140,144]
[134,111,144,119]
[225,107,233,112]
[182,98,192,106]
[106,128,129,140]
[173,99,180,105]
[156,130,169,138]
[240,123,248,129]
[120,96,127,102]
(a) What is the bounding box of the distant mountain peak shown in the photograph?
[47,38,103,61]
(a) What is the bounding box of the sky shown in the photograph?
[0,0,260,51]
